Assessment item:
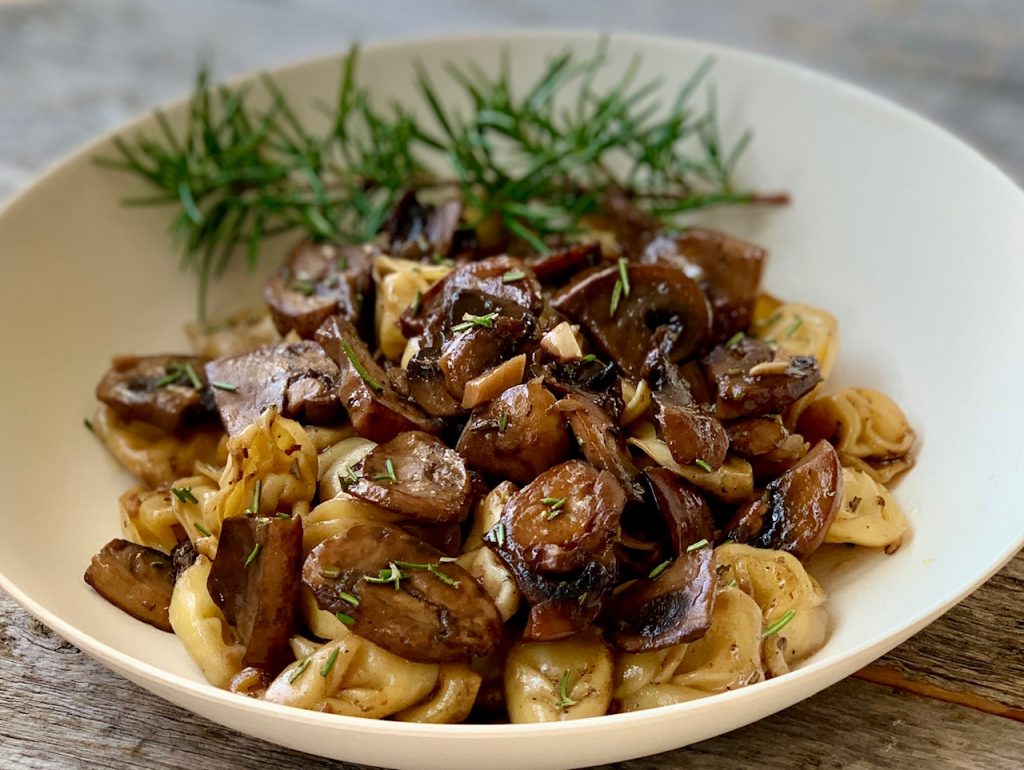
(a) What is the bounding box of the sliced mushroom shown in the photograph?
[96,354,214,433]
[84,539,176,632]
[206,514,304,674]
[644,229,766,342]
[456,379,571,485]
[527,242,602,285]
[383,191,463,261]
[169,538,199,584]
[316,315,442,442]
[346,431,472,525]
[702,338,821,420]
[537,353,624,420]
[204,342,343,435]
[724,439,843,560]
[302,524,503,663]
[725,416,791,457]
[406,344,464,418]
[644,468,714,555]
[523,596,602,642]
[608,548,717,652]
[264,240,374,338]
[652,394,729,470]
[552,262,711,379]
[555,395,644,501]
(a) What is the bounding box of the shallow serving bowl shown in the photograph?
[1,29,1022,770]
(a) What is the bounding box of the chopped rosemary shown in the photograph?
[609,278,623,316]
[616,258,631,297]
[541,496,567,520]
[290,276,316,296]
[364,562,405,591]
[694,459,713,473]
[249,479,262,514]
[556,670,578,709]
[340,340,383,392]
[723,578,738,589]
[288,657,312,683]
[786,315,803,338]
[339,463,361,487]
[427,564,461,587]
[320,646,341,677]
[451,311,499,333]
[335,612,356,627]
[155,362,200,388]
[182,362,203,390]
[577,592,588,606]
[244,543,261,567]
[502,269,527,283]
[83,417,94,432]
[193,521,212,537]
[648,559,672,579]
[320,566,342,579]
[581,353,597,363]
[498,411,509,432]
[275,512,292,520]
[762,609,796,639]
[170,486,199,504]
[211,381,238,392]
[410,289,422,316]
[725,331,745,348]
[373,457,397,483]
[339,591,360,607]
[686,538,710,552]
[489,521,506,548]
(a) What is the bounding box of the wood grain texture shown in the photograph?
[2,0,1024,768]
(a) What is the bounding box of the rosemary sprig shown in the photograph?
[98,41,782,318]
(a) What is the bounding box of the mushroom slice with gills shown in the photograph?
[644,468,714,555]
[551,262,712,380]
[263,240,374,338]
[204,341,344,436]
[537,352,624,421]
[609,547,717,652]
[725,416,791,457]
[316,315,442,443]
[302,524,503,663]
[485,459,625,575]
[400,255,543,338]
[554,395,644,502]
[206,514,304,674]
[96,354,215,434]
[383,191,463,261]
[724,439,843,560]
[701,338,821,421]
[526,241,602,286]
[345,431,472,525]
[84,539,176,632]
[457,379,571,485]
[405,338,464,418]
[643,229,767,343]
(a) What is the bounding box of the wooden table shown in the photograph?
[1,1,1021,767]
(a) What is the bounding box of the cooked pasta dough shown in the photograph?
[614,587,765,711]
[92,405,226,488]
[119,486,182,554]
[751,299,839,379]
[185,304,286,358]
[169,556,244,688]
[826,467,908,550]
[373,255,452,360]
[318,437,378,499]
[505,630,614,722]
[798,387,914,461]
[394,664,482,724]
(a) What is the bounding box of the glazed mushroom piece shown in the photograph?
[204,341,344,435]
[725,439,843,560]
[526,242,602,286]
[84,539,177,632]
[206,514,304,674]
[644,467,714,555]
[263,240,374,338]
[552,262,712,380]
[302,524,503,663]
[554,394,644,501]
[96,354,215,433]
[316,315,442,442]
[345,431,473,525]
[383,191,463,262]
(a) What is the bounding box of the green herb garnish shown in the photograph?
[211,381,238,392]
[541,496,567,520]
[83,417,94,432]
[335,612,356,627]
[694,459,713,473]
[489,521,506,548]
[339,591,360,607]
[762,609,796,639]
[320,566,341,579]
[557,670,578,709]
[686,538,710,552]
[373,457,397,483]
[410,290,422,316]
[320,646,341,677]
[609,278,623,316]
[786,315,803,338]
[170,486,199,504]
[581,354,597,363]
[248,479,261,514]
[451,311,499,333]
[616,258,631,297]
[244,543,261,567]
[502,269,527,283]
[288,658,312,683]
[497,411,509,432]
[340,340,383,392]
[193,521,212,537]
[725,331,744,348]
[648,559,671,579]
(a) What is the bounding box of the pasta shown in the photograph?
[373,255,452,360]
[185,304,286,358]
[826,467,909,550]
[119,486,182,554]
[751,299,839,379]
[798,387,915,463]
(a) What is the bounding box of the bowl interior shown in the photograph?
[1,30,1022,770]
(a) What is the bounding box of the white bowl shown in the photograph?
[1,30,1022,770]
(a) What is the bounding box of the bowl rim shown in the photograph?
[1,26,1022,738]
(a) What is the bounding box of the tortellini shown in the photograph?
[613,587,765,711]
[714,543,829,677]
[627,421,754,503]
[92,405,226,488]
[620,379,652,426]
[119,486,183,554]
[185,304,285,358]
[457,483,521,621]
[373,255,452,361]
[169,556,244,687]
[394,664,482,724]
[318,437,378,500]
[751,298,839,379]
[266,630,440,719]
[463,481,516,551]
[826,467,908,550]
[206,407,317,535]
[505,630,614,723]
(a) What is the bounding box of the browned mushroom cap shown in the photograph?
[724,439,843,560]
[401,256,543,338]
[644,229,766,342]
[653,395,729,470]
[383,191,463,261]
[346,431,472,525]
[555,395,644,501]
[264,240,374,338]
[523,595,602,642]
[302,524,503,663]
[169,538,199,583]
[536,353,624,420]
[316,315,442,442]
[204,342,343,435]
[644,468,714,555]
[526,242,602,285]
[725,416,791,457]
[96,354,214,433]
[456,379,571,485]
[84,539,175,632]
[207,514,304,674]
[608,548,717,652]
[551,263,711,379]
[406,345,464,418]
[488,460,625,574]
[702,338,821,420]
